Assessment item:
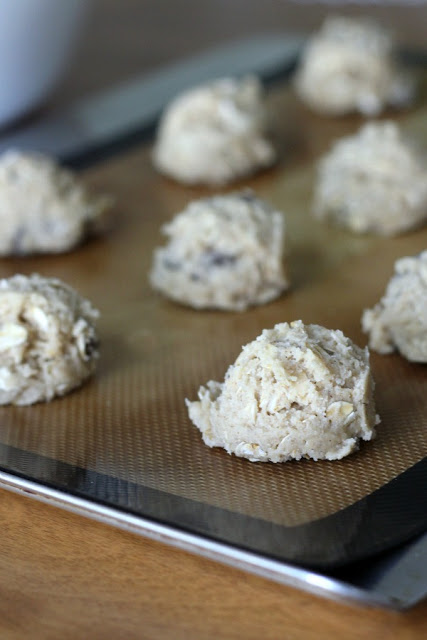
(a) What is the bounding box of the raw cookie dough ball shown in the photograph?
[0,150,111,255]
[186,320,378,463]
[152,76,276,185]
[0,274,99,405]
[362,251,427,362]
[294,16,413,116]
[149,191,288,311]
[313,121,427,236]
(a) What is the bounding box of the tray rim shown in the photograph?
[0,468,398,611]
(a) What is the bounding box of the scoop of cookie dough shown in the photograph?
[0,150,111,255]
[186,320,378,462]
[362,251,427,362]
[0,274,99,405]
[313,121,427,236]
[294,16,413,116]
[152,76,275,185]
[149,191,288,311]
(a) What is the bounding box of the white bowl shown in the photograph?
[0,0,90,128]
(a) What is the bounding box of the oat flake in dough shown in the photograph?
[0,150,111,255]
[294,16,413,116]
[186,321,379,463]
[362,251,427,362]
[313,121,427,236]
[149,191,288,311]
[0,274,99,405]
[152,76,275,185]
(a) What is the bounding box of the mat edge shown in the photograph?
[0,469,398,611]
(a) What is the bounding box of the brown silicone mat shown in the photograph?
[0,81,426,535]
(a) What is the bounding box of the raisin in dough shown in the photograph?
[313,122,427,236]
[152,76,275,185]
[0,274,99,405]
[149,191,288,311]
[186,321,378,463]
[294,16,413,116]
[0,150,111,255]
[362,251,427,362]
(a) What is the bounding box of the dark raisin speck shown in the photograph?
[85,337,99,357]
[321,347,335,356]
[163,258,181,271]
[203,250,237,267]
[239,190,257,203]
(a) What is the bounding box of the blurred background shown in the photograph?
[52,0,427,109]
[1,0,426,128]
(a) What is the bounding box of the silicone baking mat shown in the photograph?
[0,72,426,572]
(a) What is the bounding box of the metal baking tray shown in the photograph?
[0,34,426,610]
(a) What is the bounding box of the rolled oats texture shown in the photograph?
[362,250,427,362]
[149,190,288,311]
[152,76,275,185]
[186,320,379,463]
[294,15,414,116]
[0,150,111,255]
[0,273,100,405]
[313,121,427,235]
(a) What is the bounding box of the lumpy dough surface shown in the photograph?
[186,321,379,463]
[313,122,427,236]
[294,16,413,116]
[0,150,111,255]
[0,274,100,405]
[149,191,288,311]
[152,76,275,185]
[362,251,427,362]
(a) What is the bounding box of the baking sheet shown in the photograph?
[0,73,426,572]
